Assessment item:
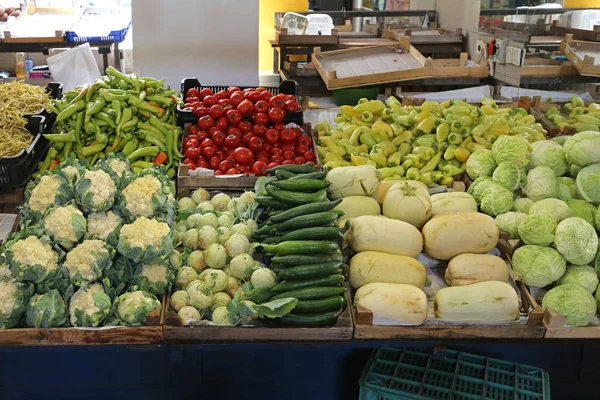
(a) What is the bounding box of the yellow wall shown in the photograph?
[259,0,308,72]
[564,0,600,7]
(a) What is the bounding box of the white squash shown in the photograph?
[370,180,401,205]
[334,196,381,220]
[383,180,432,229]
[326,165,381,200]
[445,253,509,286]
[349,251,427,289]
[349,215,423,258]
[422,211,499,260]
[355,283,428,324]
[434,281,520,321]
[430,192,478,217]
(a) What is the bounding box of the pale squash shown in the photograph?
[355,283,428,324]
[370,180,401,206]
[422,211,499,260]
[326,165,381,200]
[434,281,520,321]
[430,192,478,217]
[334,196,381,220]
[383,180,432,229]
[445,253,509,286]
[349,251,427,289]
[349,215,423,258]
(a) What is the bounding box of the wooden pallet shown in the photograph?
[313,37,431,90]
[353,239,546,340]
[274,27,339,46]
[429,53,489,79]
[561,34,600,77]
[162,289,354,342]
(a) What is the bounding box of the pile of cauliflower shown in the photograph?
[0,154,178,329]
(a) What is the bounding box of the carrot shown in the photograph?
[153,152,168,165]
[49,159,60,170]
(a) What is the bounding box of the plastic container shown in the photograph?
[359,347,551,400]
[306,14,334,35]
[176,78,303,127]
[64,8,131,44]
[333,85,380,106]
[23,82,64,134]
[15,53,26,78]
[281,12,308,35]
[0,115,48,188]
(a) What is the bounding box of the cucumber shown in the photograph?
[268,200,342,225]
[255,223,279,236]
[275,170,296,180]
[270,179,329,192]
[262,235,281,244]
[271,286,347,301]
[278,227,344,243]
[288,171,326,180]
[266,186,327,206]
[294,296,347,313]
[271,253,344,267]
[279,310,342,327]
[271,274,345,293]
[276,212,339,232]
[277,261,343,280]
[256,196,290,209]
[340,263,349,274]
[266,164,318,175]
[268,210,285,217]
[244,288,274,303]
[263,240,340,256]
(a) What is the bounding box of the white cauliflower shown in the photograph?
[116,290,160,326]
[10,236,58,274]
[0,281,18,317]
[80,169,117,207]
[68,283,111,327]
[107,158,131,178]
[87,210,122,241]
[141,264,169,284]
[29,175,61,214]
[61,166,81,181]
[121,175,163,218]
[44,205,85,243]
[120,217,170,248]
[63,239,110,284]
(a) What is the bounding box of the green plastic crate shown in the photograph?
[332,85,380,106]
[359,348,551,400]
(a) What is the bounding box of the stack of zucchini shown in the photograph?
[253,164,348,327]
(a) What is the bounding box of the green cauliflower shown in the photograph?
[68,283,112,327]
[115,290,161,326]
[26,289,68,328]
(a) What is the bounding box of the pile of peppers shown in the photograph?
[36,67,183,179]
[314,96,548,187]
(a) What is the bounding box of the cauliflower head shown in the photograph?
[6,236,60,284]
[0,280,31,328]
[75,168,118,213]
[69,283,112,327]
[96,153,132,183]
[117,217,174,263]
[117,168,175,221]
[63,239,114,286]
[131,262,175,297]
[86,210,123,247]
[25,289,68,328]
[115,290,160,326]
[25,173,73,219]
[42,204,87,249]
[102,256,134,299]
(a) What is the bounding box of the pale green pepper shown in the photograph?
[379,166,405,179]
[387,152,403,167]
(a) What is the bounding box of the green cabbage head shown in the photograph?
[495,212,526,239]
[466,149,496,180]
[492,161,527,191]
[467,177,494,204]
[529,198,572,224]
[512,245,566,288]
[564,131,600,167]
[492,135,532,166]
[524,167,558,202]
[555,217,598,266]
[512,198,534,214]
[557,177,579,201]
[576,163,600,205]
[480,184,514,217]
[518,213,556,246]
[543,283,596,327]
[557,265,599,294]
[566,199,597,229]
[25,289,68,328]
[531,140,569,177]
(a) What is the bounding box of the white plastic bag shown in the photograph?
[47,43,101,91]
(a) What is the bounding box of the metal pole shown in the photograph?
[352,0,363,32]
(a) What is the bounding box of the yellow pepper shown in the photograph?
[435,123,450,143]
[416,116,435,134]
[379,166,405,179]
[466,143,488,153]
[349,127,363,146]
[453,147,471,162]
[418,172,433,186]
[459,137,473,148]
[440,175,454,186]
[406,167,420,180]
[324,160,351,169]
[324,152,347,164]
[320,137,346,157]
[472,135,493,149]
[372,120,393,138]
[351,153,376,167]
[431,171,444,183]
[392,131,413,146]
[443,145,457,160]
[387,152,403,167]
[403,154,425,168]
[360,132,377,150]
[489,124,510,136]
[369,149,388,168]
[339,105,357,118]
[402,159,413,170]
[420,152,442,174]
[471,123,491,137]
[481,105,497,115]
[353,100,385,114]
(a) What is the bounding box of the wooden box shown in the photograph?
[429,53,489,79]
[529,96,593,137]
[561,34,600,77]
[312,37,431,90]
[382,28,463,45]
[275,27,339,46]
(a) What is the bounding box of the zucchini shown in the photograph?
[266,186,327,206]
[271,253,344,267]
[256,196,290,209]
[263,240,340,256]
[266,164,318,175]
[288,171,326,180]
[270,179,329,192]
[277,261,343,280]
[277,212,339,232]
[268,200,342,225]
[279,310,342,327]
[271,286,347,301]
[294,296,347,313]
[278,227,344,243]
[271,274,345,293]
[275,170,296,180]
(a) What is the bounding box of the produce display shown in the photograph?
[180,86,314,176]
[35,67,182,179]
[545,97,600,134]
[313,97,547,187]
[0,157,178,328]
[0,81,50,157]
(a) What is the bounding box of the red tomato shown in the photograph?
[256,150,269,160]
[255,100,269,114]
[230,92,244,107]
[223,104,234,112]
[218,99,232,107]
[282,160,295,165]
[208,127,222,136]
[294,156,306,165]
[285,99,301,112]
[227,127,242,139]
[233,147,254,165]
[303,151,315,161]
[200,138,214,149]
[264,129,279,144]
[186,88,200,99]
[193,106,209,118]
[198,115,214,131]
[209,156,221,170]
[266,162,280,169]
[203,146,216,159]
[283,151,295,161]
[238,121,252,134]
[296,135,312,148]
[241,133,254,146]
[295,145,309,156]
[280,128,295,143]
[182,158,192,165]
[198,160,210,168]
[270,147,283,156]
[187,96,199,103]
[188,125,200,136]
[198,131,209,142]
[212,131,226,147]
[227,86,241,95]
[214,170,224,176]
[215,151,226,160]
[225,135,240,148]
[254,113,269,126]
[248,137,263,153]
[227,168,241,175]
[257,158,270,165]
[268,107,285,124]
[226,148,235,157]
[219,160,233,172]
[186,163,197,171]
[273,123,285,132]
[184,103,193,110]
[251,161,267,176]
[215,117,229,131]
[256,86,266,91]
[270,155,284,164]
[287,94,296,101]
[262,143,273,153]
[247,91,262,103]
[252,124,268,138]
[239,165,251,174]
[269,94,286,109]
[280,143,294,153]
[215,90,228,100]
[237,100,254,116]
[260,90,272,102]
[225,109,242,125]
[185,137,199,148]
[199,88,213,100]
[184,147,201,160]
[191,101,202,109]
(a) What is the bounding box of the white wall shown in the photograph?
[131,0,259,89]
[437,0,480,32]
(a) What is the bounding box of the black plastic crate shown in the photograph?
[0,115,49,188]
[23,82,63,134]
[176,77,303,127]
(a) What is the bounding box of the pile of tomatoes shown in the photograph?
[181,86,314,176]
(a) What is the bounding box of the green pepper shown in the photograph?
[106,66,133,85]
[140,130,166,151]
[66,85,88,107]
[127,146,160,162]
[47,103,61,115]
[117,108,133,136]
[56,101,86,122]
[44,130,77,143]
[165,129,174,165]
[122,139,138,156]
[38,148,59,174]
[146,95,174,107]
[95,131,109,144]
[131,161,154,169]
[116,133,133,152]
[63,142,74,159]
[74,112,84,146]
[167,168,176,179]
[81,143,106,157]
[172,127,183,159]
[112,100,122,125]
[86,96,106,117]
[121,116,139,133]
[94,112,116,128]
[359,132,377,150]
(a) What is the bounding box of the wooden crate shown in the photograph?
[162,289,354,342]
[543,307,600,338]
[0,296,165,346]
[0,186,25,213]
[561,34,600,77]
[429,53,489,79]
[353,239,546,340]
[312,37,431,90]
[274,27,339,46]
[176,124,321,195]
[529,96,593,137]
[382,28,463,45]
[551,21,600,43]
